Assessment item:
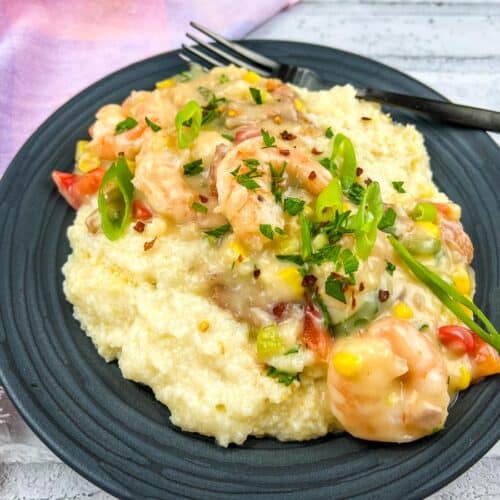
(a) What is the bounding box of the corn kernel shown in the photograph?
[75,140,89,161]
[293,98,304,112]
[273,115,282,124]
[332,352,362,378]
[415,221,440,239]
[278,267,303,296]
[452,268,471,295]
[228,240,247,260]
[460,303,474,318]
[392,302,414,319]
[261,89,270,103]
[243,71,260,84]
[227,109,239,117]
[155,78,175,89]
[198,320,210,332]
[126,159,136,174]
[451,365,471,391]
[78,155,101,173]
[418,184,435,198]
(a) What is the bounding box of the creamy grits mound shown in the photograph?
[59,65,499,446]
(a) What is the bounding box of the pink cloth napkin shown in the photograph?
[0,0,296,174]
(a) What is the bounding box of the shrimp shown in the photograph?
[215,137,332,249]
[133,148,226,228]
[439,217,474,264]
[327,317,449,442]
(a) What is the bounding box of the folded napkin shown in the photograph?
[0,0,296,464]
[0,0,296,174]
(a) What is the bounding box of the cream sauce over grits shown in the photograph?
[60,65,500,446]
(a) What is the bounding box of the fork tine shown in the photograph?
[186,33,270,76]
[190,21,280,71]
[182,44,224,69]
[178,52,209,71]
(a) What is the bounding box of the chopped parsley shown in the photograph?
[183,159,204,176]
[283,197,305,216]
[115,116,138,134]
[276,254,304,265]
[218,74,229,84]
[231,164,262,190]
[378,207,397,232]
[242,158,260,167]
[325,126,334,139]
[259,224,274,240]
[261,128,276,148]
[319,157,333,171]
[274,227,287,236]
[285,345,300,355]
[270,161,287,202]
[192,202,207,214]
[346,182,365,205]
[267,366,299,386]
[145,116,161,132]
[178,71,192,82]
[197,86,226,125]
[385,260,396,275]
[204,223,232,239]
[249,87,263,104]
[325,275,347,303]
[319,210,354,244]
[392,181,406,193]
[311,244,340,265]
[222,133,234,142]
[340,248,359,274]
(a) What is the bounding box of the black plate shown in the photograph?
[0,41,498,499]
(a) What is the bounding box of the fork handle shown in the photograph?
[357,88,500,133]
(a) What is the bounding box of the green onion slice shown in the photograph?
[411,202,437,222]
[175,100,202,148]
[98,155,134,241]
[389,235,499,351]
[331,133,357,190]
[315,178,342,222]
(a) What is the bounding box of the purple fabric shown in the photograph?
[0,0,296,173]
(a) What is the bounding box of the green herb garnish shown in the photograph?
[385,260,396,275]
[145,116,161,132]
[325,127,334,139]
[115,116,138,135]
[204,223,232,239]
[270,161,287,202]
[259,224,274,240]
[276,254,304,265]
[231,164,262,190]
[98,155,134,241]
[249,87,263,104]
[222,133,234,142]
[392,181,406,193]
[175,100,202,148]
[242,158,260,167]
[346,182,365,205]
[192,202,207,214]
[340,248,359,274]
[378,207,397,232]
[311,244,340,265]
[285,345,300,355]
[183,159,203,176]
[267,367,299,386]
[274,227,287,236]
[284,197,305,216]
[178,71,192,82]
[218,74,229,84]
[261,128,276,148]
[325,275,347,303]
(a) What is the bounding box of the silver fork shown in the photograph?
[181,22,500,133]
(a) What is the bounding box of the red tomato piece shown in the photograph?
[132,200,153,221]
[302,302,331,362]
[470,336,500,380]
[438,325,476,355]
[52,167,105,209]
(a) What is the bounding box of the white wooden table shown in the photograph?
[2,1,499,498]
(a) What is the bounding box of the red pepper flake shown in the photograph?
[364,178,373,186]
[279,148,290,156]
[253,268,261,279]
[144,237,157,251]
[257,194,265,202]
[272,302,287,319]
[358,282,365,292]
[311,147,322,155]
[351,292,356,309]
[301,274,317,288]
[280,130,296,141]
[356,167,364,176]
[341,282,349,292]
[237,254,244,263]
[378,289,390,302]
[199,194,208,203]
[134,221,145,233]
[308,171,317,180]
[362,116,372,121]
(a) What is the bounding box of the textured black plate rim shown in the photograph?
[0,40,498,499]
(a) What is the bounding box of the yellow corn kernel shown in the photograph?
[155,78,175,89]
[78,155,100,173]
[227,109,239,117]
[198,320,210,332]
[243,71,260,84]
[452,268,471,295]
[451,365,471,392]
[75,140,89,161]
[293,98,304,112]
[418,184,435,198]
[460,303,474,318]
[332,352,362,378]
[342,202,350,212]
[261,89,270,103]
[126,159,136,174]
[273,115,282,124]
[228,240,247,260]
[392,302,414,319]
[415,221,440,239]
[278,267,303,296]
